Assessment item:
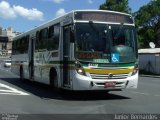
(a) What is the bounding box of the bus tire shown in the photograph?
[20,66,24,81]
[50,69,58,90]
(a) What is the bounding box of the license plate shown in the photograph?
[105,82,116,87]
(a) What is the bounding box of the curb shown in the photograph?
[140,74,160,78]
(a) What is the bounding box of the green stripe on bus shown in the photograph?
[82,63,135,68]
[48,61,75,64]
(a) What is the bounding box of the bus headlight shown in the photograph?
[75,61,86,76]
[131,64,138,76]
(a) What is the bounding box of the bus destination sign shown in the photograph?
[74,11,133,24]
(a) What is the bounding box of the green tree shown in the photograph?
[134,0,160,48]
[99,0,131,13]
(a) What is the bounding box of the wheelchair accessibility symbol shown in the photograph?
[111,53,120,63]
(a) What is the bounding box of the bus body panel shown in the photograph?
[11,10,138,91]
[72,70,138,91]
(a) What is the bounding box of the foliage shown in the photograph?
[134,0,160,48]
[99,0,160,48]
[99,0,131,13]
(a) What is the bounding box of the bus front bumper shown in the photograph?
[72,73,138,91]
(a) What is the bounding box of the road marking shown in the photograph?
[154,94,160,97]
[129,91,150,96]
[130,91,149,95]
[0,83,29,95]
[129,91,160,97]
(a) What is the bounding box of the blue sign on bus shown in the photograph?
[111,53,120,63]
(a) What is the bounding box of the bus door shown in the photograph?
[29,36,35,80]
[63,25,73,87]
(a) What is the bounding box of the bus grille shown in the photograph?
[89,73,129,79]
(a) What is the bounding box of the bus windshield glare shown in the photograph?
[75,23,137,63]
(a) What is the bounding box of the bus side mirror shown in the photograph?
[70,30,75,43]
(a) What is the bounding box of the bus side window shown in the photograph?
[21,37,25,53]
[39,28,48,50]
[14,40,17,54]
[25,35,29,53]
[48,25,54,50]
[47,24,60,50]
[12,41,16,55]
[36,31,39,51]
[17,39,21,54]
[54,24,60,50]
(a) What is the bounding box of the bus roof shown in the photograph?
[13,10,133,40]
[74,9,131,16]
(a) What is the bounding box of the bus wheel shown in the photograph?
[50,70,58,90]
[20,66,24,81]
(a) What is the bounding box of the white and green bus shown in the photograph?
[11,10,138,91]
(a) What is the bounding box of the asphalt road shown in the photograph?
[0,68,160,119]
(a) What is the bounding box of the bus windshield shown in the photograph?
[75,23,137,63]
